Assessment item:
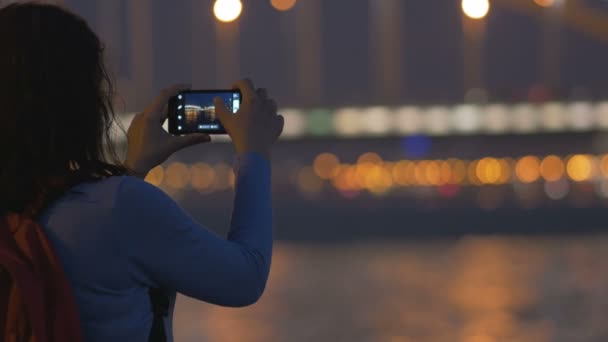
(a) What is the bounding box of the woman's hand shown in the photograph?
[124,84,211,177]
[213,79,284,160]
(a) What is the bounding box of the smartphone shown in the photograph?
[168,90,241,135]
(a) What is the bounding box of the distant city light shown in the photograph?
[567,155,594,182]
[461,0,490,19]
[280,109,307,139]
[540,155,565,182]
[534,0,555,7]
[165,163,191,189]
[482,104,510,134]
[515,156,541,183]
[145,166,164,187]
[271,0,297,11]
[313,153,340,179]
[213,0,243,23]
[334,108,363,137]
[190,163,215,192]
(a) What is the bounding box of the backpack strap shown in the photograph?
[148,288,169,342]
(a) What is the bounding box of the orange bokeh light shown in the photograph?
[567,155,594,182]
[271,0,296,11]
[313,153,340,179]
[145,165,164,186]
[515,156,541,183]
[540,155,565,182]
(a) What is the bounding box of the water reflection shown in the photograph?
[173,236,608,342]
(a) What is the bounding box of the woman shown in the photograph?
[0,3,283,341]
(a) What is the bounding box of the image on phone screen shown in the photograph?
[169,90,241,135]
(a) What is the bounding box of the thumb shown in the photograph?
[170,133,211,151]
[213,97,232,129]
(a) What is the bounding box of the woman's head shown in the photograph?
[0,3,124,215]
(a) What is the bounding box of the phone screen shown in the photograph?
[169,90,241,134]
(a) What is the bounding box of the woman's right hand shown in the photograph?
[213,79,284,160]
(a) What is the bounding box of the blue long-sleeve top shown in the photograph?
[39,152,272,342]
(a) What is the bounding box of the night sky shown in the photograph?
[63,0,608,109]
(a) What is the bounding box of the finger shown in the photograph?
[266,99,278,114]
[276,114,285,136]
[213,97,233,131]
[231,79,256,102]
[256,88,268,99]
[170,133,211,151]
[144,83,191,122]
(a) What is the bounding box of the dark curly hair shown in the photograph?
[0,2,126,217]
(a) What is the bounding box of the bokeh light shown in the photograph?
[165,162,191,189]
[544,179,569,200]
[190,163,216,192]
[461,0,490,19]
[271,0,296,11]
[213,163,234,191]
[358,152,383,165]
[476,157,502,184]
[600,155,608,177]
[313,153,340,179]
[534,0,555,7]
[540,155,565,182]
[145,165,164,187]
[515,156,541,183]
[213,0,243,23]
[567,155,594,182]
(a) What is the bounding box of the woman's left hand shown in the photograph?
[124,84,211,178]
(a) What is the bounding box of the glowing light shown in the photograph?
[392,160,414,186]
[308,109,333,136]
[415,161,430,186]
[425,161,442,186]
[333,108,363,137]
[515,156,541,183]
[297,166,323,195]
[213,163,233,191]
[332,165,359,191]
[595,102,608,130]
[145,166,164,187]
[395,106,423,134]
[482,104,510,134]
[498,158,512,184]
[364,164,393,194]
[424,106,451,135]
[357,152,383,165]
[461,0,490,19]
[452,105,481,134]
[281,109,307,139]
[190,163,216,192]
[511,104,538,133]
[601,155,608,177]
[540,102,567,131]
[567,155,594,182]
[568,102,595,131]
[271,0,296,11]
[448,159,467,184]
[540,155,565,181]
[213,0,243,23]
[361,107,393,136]
[467,160,481,185]
[165,163,191,189]
[439,161,452,185]
[476,157,502,184]
[534,0,555,7]
[313,153,340,179]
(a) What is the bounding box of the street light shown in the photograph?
[461,0,490,19]
[213,0,243,23]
